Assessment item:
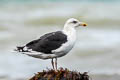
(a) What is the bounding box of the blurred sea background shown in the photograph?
[0,0,120,80]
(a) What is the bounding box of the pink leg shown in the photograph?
[51,58,55,70]
[55,58,57,70]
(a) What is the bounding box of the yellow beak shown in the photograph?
[80,22,88,27]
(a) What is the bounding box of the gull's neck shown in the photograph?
[62,23,76,46]
[62,24,76,37]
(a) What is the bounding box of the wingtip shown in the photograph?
[13,46,24,52]
[11,48,19,53]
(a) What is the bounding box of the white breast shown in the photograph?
[52,28,76,57]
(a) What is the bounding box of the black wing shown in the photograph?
[26,31,67,54]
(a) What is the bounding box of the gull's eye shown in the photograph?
[72,21,77,24]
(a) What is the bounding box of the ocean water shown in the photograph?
[0,1,120,80]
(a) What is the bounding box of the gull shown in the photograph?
[15,18,87,70]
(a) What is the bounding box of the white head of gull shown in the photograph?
[15,18,87,70]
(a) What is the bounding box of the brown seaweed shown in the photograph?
[29,68,89,80]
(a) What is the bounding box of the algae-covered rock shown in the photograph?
[29,68,89,80]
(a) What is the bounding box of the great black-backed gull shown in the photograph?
[14,18,87,70]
